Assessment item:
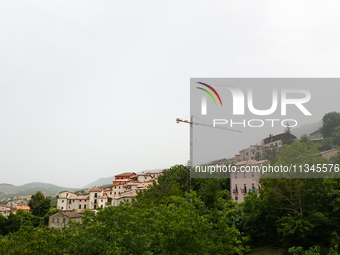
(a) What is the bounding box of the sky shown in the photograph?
[1,1,340,188]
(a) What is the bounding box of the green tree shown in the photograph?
[320,112,340,138]
[255,154,261,161]
[28,191,45,210]
[31,198,51,217]
[29,191,51,217]
[263,145,278,164]
[300,134,310,143]
[282,124,295,145]
[332,126,340,146]
[319,137,334,151]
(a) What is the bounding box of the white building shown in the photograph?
[230,160,264,203]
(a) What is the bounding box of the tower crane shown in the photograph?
[176,115,242,201]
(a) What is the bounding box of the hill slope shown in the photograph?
[0,182,78,198]
[291,120,323,139]
[0,184,25,196]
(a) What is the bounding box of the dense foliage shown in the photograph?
[1,112,340,254]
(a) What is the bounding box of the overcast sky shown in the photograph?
[1,1,340,188]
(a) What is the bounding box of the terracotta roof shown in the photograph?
[310,130,320,135]
[61,212,83,218]
[0,207,11,212]
[115,172,136,177]
[118,192,137,199]
[89,187,103,192]
[113,179,130,182]
[98,196,107,199]
[126,183,140,186]
[12,206,30,210]
[60,190,75,194]
[320,148,339,155]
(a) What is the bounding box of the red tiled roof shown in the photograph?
[113,179,129,182]
[89,187,103,192]
[98,196,107,199]
[12,206,30,210]
[118,192,137,199]
[0,207,11,212]
[59,190,75,194]
[115,172,136,177]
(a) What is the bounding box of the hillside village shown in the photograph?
[56,171,162,211]
[226,129,338,203]
[1,127,339,231]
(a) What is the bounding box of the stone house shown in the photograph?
[49,211,83,230]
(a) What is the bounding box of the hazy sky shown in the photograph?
[1,1,340,188]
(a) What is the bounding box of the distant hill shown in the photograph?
[82,177,116,189]
[0,184,25,196]
[0,182,78,199]
[82,169,162,189]
[291,120,323,140]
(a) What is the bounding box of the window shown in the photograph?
[57,218,59,223]
[80,200,82,202]
[119,186,120,189]
[84,205,86,209]
[114,192,116,195]
[73,200,75,202]
[101,205,103,208]
[52,218,55,223]
[94,193,97,198]
[235,197,238,200]
[62,200,64,203]
[94,205,97,209]
[110,192,112,195]
[101,199,103,202]
[115,186,116,189]
[61,207,63,210]
[85,200,86,202]
[79,205,81,209]
[94,199,97,204]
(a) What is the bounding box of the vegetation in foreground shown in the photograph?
[0,112,340,254]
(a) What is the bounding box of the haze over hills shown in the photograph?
[291,120,323,140]
[0,182,78,198]
[82,169,162,189]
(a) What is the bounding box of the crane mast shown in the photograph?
[176,115,242,202]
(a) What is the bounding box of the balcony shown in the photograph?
[232,189,238,194]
